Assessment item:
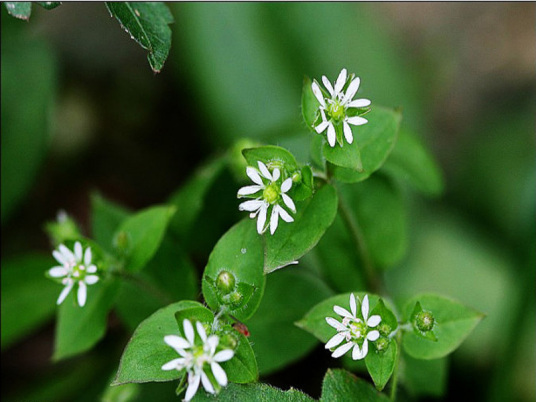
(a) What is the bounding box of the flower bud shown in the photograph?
[378,323,392,337]
[415,310,435,333]
[292,171,302,183]
[216,270,236,295]
[375,337,389,352]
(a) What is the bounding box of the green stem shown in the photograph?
[113,270,173,305]
[337,190,384,295]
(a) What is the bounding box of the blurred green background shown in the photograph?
[1,3,534,401]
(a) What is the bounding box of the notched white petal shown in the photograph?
[84,275,99,285]
[335,68,348,95]
[327,123,336,147]
[311,81,326,107]
[239,200,264,212]
[347,98,371,108]
[326,316,346,331]
[280,178,292,193]
[201,371,215,394]
[214,349,234,362]
[258,161,273,181]
[343,121,354,144]
[367,330,380,341]
[183,319,195,345]
[246,166,263,185]
[325,333,345,349]
[164,335,190,350]
[49,266,68,278]
[281,193,296,213]
[332,341,353,358]
[334,305,353,318]
[211,362,228,386]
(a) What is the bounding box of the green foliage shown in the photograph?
[402,294,484,360]
[54,279,120,360]
[3,2,32,20]
[402,352,447,398]
[264,183,338,273]
[221,331,258,384]
[320,369,389,401]
[91,193,131,253]
[1,254,58,350]
[202,219,265,322]
[193,382,314,402]
[105,2,174,73]
[116,205,176,272]
[247,269,334,375]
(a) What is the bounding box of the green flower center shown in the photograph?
[263,184,280,204]
[327,101,345,121]
[72,264,89,280]
[349,320,367,340]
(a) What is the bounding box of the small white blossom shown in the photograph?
[325,294,381,360]
[48,241,99,307]
[312,68,371,147]
[162,319,235,401]
[237,161,296,235]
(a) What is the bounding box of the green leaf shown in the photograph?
[36,2,61,10]
[1,30,56,223]
[328,107,401,183]
[242,145,299,173]
[202,219,265,322]
[1,254,58,350]
[320,369,389,401]
[381,129,444,197]
[105,2,174,73]
[3,2,32,20]
[264,183,338,273]
[301,76,320,131]
[91,193,131,253]
[168,156,227,240]
[221,330,258,384]
[116,205,176,272]
[54,278,120,360]
[193,382,314,402]
[402,294,484,360]
[247,269,333,375]
[101,382,141,402]
[297,292,380,343]
[402,352,447,398]
[365,341,397,392]
[339,174,407,269]
[113,301,207,385]
[115,236,198,331]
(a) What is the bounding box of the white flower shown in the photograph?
[325,294,381,360]
[48,241,99,307]
[162,319,235,401]
[311,68,371,147]
[237,161,296,235]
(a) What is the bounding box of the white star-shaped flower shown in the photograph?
[237,161,296,235]
[48,241,99,307]
[325,294,381,360]
[311,68,371,147]
[162,319,235,401]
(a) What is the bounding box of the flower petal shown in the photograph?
[277,205,294,223]
[343,121,354,144]
[347,116,368,126]
[361,339,369,358]
[367,330,380,341]
[326,316,346,331]
[84,247,92,265]
[334,68,348,95]
[367,315,382,328]
[349,294,357,317]
[347,98,371,108]
[52,250,66,265]
[59,244,75,261]
[86,264,97,274]
[272,168,280,182]
[74,242,83,261]
[334,305,353,318]
[49,266,68,278]
[185,373,201,401]
[327,123,336,147]
[332,341,353,358]
[325,332,345,349]
[280,178,292,193]
[246,166,263,185]
[361,295,370,321]
[77,281,87,307]
[257,204,268,234]
[206,335,219,355]
[214,349,234,362]
[352,343,366,360]
[315,120,329,134]
[258,161,273,181]
[57,282,73,305]
[239,199,264,212]
[196,321,207,342]
[183,319,195,345]
[311,81,326,107]
[281,193,296,213]
[201,371,215,394]
[164,335,191,350]
[343,76,360,104]
[322,75,334,97]
[84,275,99,285]
[238,184,262,198]
[269,205,280,235]
[211,362,228,386]
[161,358,183,371]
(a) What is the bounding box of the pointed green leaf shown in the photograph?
[194,382,314,401]
[3,2,32,20]
[91,193,131,253]
[402,294,484,360]
[382,129,444,197]
[402,352,447,398]
[202,219,265,322]
[54,278,120,360]
[264,183,338,273]
[328,107,401,183]
[320,369,389,401]
[113,301,209,385]
[36,2,62,10]
[242,145,299,173]
[221,330,258,384]
[301,76,319,131]
[116,205,176,272]
[365,341,397,392]
[105,2,174,73]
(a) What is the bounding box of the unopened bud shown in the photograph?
[216,270,236,295]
